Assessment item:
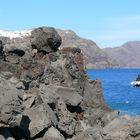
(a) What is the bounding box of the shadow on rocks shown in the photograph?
[0,115,31,140]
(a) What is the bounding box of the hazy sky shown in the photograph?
[0,0,140,48]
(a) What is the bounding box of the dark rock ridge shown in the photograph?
[0,27,139,140]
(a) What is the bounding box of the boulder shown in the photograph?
[24,103,58,138]
[22,88,43,109]
[52,86,83,106]
[0,135,5,140]
[82,79,104,108]
[0,74,23,127]
[76,116,138,140]
[39,84,58,104]
[56,98,76,137]
[5,48,25,64]
[31,27,62,53]
[43,126,65,140]
[71,127,103,140]
[129,117,140,139]
[0,73,31,139]
[72,116,140,140]
[7,138,15,140]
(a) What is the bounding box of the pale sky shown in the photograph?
[0,0,140,48]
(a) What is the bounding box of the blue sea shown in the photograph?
[86,69,140,116]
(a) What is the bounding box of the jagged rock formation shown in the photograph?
[0,27,139,140]
[57,29,118,69]
[0,28,119,69]
[103,41,140,68]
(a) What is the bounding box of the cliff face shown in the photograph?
[0,27,139,140]
[57,29,118,69]
[103,41,140,68]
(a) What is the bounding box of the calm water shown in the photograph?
[86,69,140,116]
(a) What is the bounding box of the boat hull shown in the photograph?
[131,81,140,86]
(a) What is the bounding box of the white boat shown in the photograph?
[131,81,140,86]
[131,74,140,86]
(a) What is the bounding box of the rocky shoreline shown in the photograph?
[0,27,139,140]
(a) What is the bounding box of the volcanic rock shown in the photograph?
[31,27,62,53]
[0,26,139,140]
[43,126,65,140]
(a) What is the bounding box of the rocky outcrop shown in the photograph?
[71,116,140,140]
[0,28,119,69]
[31,27,61,53]
[57,29,119,69]
[0,27,139,140]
